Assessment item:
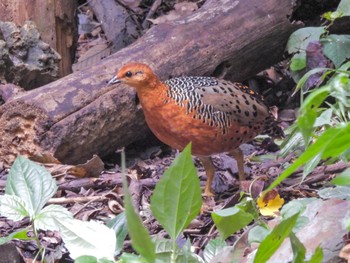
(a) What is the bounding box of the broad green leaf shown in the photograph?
[253,212,300,263]
[150,143,202,241]
[6,156,57,218]
[287,27,326,54]
[0,228,31,245]
[56,219,116,260]
[318,186,350,200]
[248,225,270,244]
[107,212,128,256]
[120,253,148,263]
[203,238,227,262]
[35,204,73,231]
[267,123,350,190]
[298,86,330,144]
[337,0,350,16]
[290,55,307,71]
[0,194,29,221]
[307,246,323,263]
[212,199,256,240]
[322,35,350,68]
[75,256,114,263]
[122,151,155,263]
[290,232,306,263]
[294,68,332,94]
[154,239,204,263]
[313,108,332,127]
[331,168,350,186]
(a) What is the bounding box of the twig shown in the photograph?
[47,195,109,204]
[142,0,163,29]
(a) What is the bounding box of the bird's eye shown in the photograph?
[125,71,132,77]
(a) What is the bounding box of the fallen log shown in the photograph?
[0,0,300,166]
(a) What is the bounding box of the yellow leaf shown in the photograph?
[257,189,284,217]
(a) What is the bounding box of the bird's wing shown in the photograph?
[194,79,271,126]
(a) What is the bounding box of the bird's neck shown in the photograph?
[137,79,168,109]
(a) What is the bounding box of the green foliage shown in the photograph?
[253,212,300,263]
[106,212,128,256]
[202,239,227,262]
[286,0,350,84]
[0,156,116,261]
[150,143,202,241]
[330,168,350,186]
[212,197,257,239]
[121,151,156,263]
[121,144,202,262]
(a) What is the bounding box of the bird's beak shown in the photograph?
[108,75,121,85]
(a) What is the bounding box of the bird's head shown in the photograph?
[108,62,159,90]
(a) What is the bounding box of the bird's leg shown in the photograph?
[198,156,215,197]
[228,147,245,182]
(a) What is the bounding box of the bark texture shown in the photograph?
[0,0,300,166]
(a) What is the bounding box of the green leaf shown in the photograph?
[322,35,350,68]
[313,108,332,127]
[298,86,330,144]
[337,0,350,16]
[330,168,350,186]
[289,232,306,263]
[122,151,155,263]
[294,68,331,94]
[106,212,128,256]
[35,204,73,231]
[212,199,256,240]
[75,255,114,263]
[5,156,57,218]
[290,55,307,71]
[306,246,323,263]
[302,153,321,181]
[56,219,116,260]
[287,27,326,54]
[268,123,350,190]
[0,194,29,221]
[253,212,300,263]
[318,186,350,200]
[248,225,270,244]
[203,238,227,262]
[120,253,148,263]
[0,228,31,245]
[153,239,204,263]
[150,143,202,241]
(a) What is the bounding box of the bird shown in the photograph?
[108,62,284,196]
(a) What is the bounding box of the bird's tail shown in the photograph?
[262,117,285,139]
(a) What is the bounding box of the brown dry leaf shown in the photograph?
[75,155,104,178]
[29,152,61,164]
[339,244,350,262]
[148,2,198,24]
[257,189,284,217]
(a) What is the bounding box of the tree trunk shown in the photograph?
[0,0,300,166]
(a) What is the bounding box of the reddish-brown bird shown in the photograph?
[108,62,283,196]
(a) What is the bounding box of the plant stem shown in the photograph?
[32,222,47,263]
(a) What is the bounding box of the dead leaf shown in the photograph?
[339,244,350,262]
[257,189,284,217]
[75,155,104,177]
[29,152,61,164]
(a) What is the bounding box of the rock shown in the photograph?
[0,21,61,89]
